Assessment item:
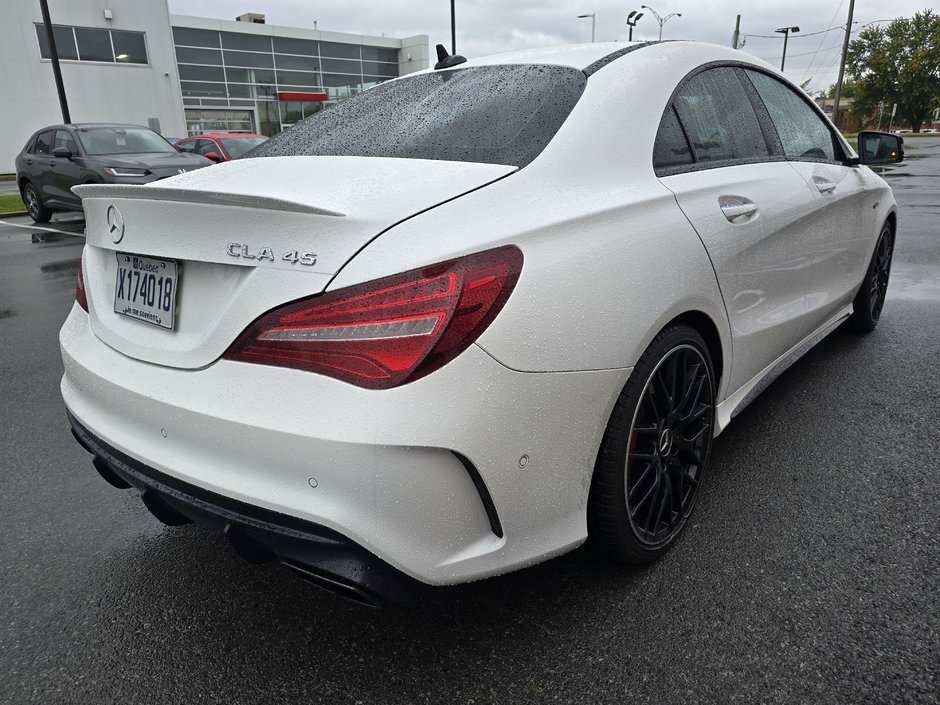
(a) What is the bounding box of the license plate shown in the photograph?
[113,253,178,330]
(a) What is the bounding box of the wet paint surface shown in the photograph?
[1,138,939,704]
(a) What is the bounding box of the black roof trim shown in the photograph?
[583,41,664,77]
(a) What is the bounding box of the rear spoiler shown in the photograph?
[72,183,346,217]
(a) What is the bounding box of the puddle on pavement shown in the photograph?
[31,232,83,243]
[888,264,940,302]
[40,258,81,278]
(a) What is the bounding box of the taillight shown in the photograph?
[224,246,523,389]
[75,260,89,312]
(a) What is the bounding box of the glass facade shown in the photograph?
[35,24,148,64]
[172,27,400,137]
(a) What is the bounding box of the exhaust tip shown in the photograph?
[140,488,193,526]
[92,456,132,489]
[224,523,277,565]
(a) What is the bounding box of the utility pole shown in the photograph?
[775,26,799,71]
[450,0,456,55]
[832,0,856,129]
[732,15,741,49]
[38,0,71,123]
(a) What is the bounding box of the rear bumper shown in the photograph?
[60,304,628,586]
[68,411,423,606]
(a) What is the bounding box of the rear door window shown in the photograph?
[744,69,839,162]
[671,67,770,164]
[653,106,693,169]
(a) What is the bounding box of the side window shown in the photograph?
[196,140,219,156]
[745,70,838,162]
[54,130,78,154]
[653,106,693,169]
[34,131,55,155]
[671,67,770,163]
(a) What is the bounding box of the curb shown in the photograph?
[0,211,28,219]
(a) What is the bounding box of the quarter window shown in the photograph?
[745,70,838,162]
[671,67,770,163]
[653,106,693,169]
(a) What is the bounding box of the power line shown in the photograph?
[802,0,845,82]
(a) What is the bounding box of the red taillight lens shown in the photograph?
[75,261,89,312]
[224,245,523,388]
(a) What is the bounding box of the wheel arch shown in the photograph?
[665,310,725,388]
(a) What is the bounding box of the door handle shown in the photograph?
[718,197,758,223]
[25,159,33,165]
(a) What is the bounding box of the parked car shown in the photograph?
[15,123,212,223]
[62,41,901,606]
[175,133,268,162]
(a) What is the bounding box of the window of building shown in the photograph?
[112,31,148,64]
[274,37,319,56]
[34,24,147,64]
[173,27,220,48]
[221,32,272,53]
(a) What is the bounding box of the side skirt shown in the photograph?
[714,305,853,435]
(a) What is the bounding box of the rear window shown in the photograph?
[248,65,586,168]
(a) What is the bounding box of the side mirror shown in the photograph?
[857,131,903,165]
[203,151,222,163]
[52,147,72,159]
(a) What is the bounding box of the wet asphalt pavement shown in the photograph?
[1,140,938,705]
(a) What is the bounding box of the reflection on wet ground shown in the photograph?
[39,258,81,277]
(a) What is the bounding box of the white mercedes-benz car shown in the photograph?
[61,41,902,606]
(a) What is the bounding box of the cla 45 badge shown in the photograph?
[227,243,317,266]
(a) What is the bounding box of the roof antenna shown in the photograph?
[434,43,467,70]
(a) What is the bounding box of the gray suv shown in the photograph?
[16,123,212,223]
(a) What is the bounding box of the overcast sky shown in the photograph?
[167,1,932,92]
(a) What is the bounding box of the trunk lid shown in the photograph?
[75,155,515,369]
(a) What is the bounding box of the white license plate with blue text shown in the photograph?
[113,253,178,330]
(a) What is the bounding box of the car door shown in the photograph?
[47,129,84,208]
[743,69,874,333]
[654,66,820,394]
[30,130,56,202]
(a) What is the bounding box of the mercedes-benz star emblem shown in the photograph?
[106,205,125,244]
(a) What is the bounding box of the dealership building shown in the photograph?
[1,0,430,172]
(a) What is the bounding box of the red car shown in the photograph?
[174,133,268,162]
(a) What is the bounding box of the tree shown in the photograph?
[846,10,940,132]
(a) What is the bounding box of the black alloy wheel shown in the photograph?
[23,182,52,223]
[849,223,894,333]
[589,325,716,563]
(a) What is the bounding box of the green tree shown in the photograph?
[846,10,940,132]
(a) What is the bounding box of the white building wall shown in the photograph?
[1,0,186,173]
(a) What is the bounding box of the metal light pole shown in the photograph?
[627,10,644,41]
[38,0,71,123]
[775,25,799,71]
[450,0,456,55]
[577,13,596,42]
[640,5,681,41]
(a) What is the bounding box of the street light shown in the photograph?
[626,10,644,41]
[775,26,799,71]
[577,13,596,43]
[640,5,681,41]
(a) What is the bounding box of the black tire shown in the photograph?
[848,222,895,333]
[588,325,716,564]
[22,182,53,223]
